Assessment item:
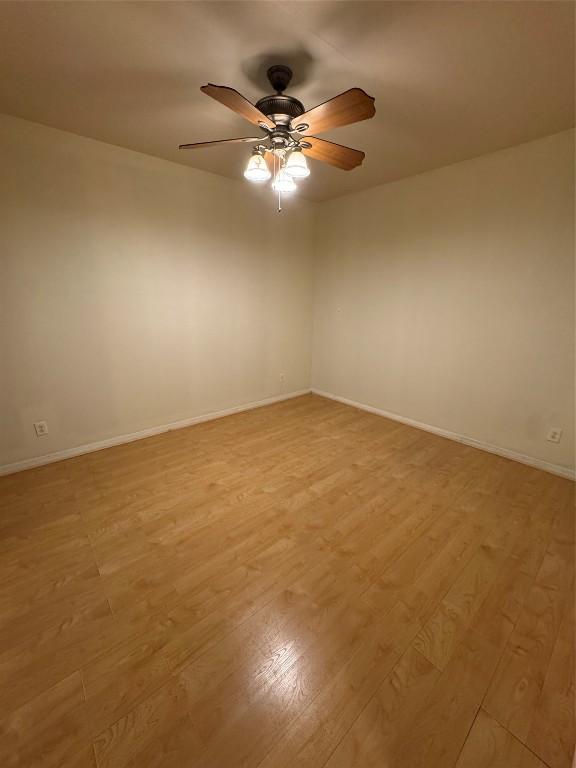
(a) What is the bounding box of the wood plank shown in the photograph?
[324,648,440,768]
[525,577,575,768]
[0,672,92,768]
[392,629,502,767]
[483,501,574,743]
[455,709,548,768]
[414,543,507,669]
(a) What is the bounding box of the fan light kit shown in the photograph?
[179,65,376,211]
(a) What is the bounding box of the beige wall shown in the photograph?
[312,130,575,473]
[0,114,315,467]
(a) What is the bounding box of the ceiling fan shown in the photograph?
[179,65,375,207]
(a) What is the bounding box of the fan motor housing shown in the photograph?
[255,94,305,127]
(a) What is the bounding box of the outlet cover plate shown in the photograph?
[547,427,562,444]
[34,421,49,437]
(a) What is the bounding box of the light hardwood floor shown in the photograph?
[0,394,573,768]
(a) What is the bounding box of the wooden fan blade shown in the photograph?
[301,137,365,170]
[179,137,260,150]
[263,151,276,175]
[201,84,275,130]
[295,88,375,134]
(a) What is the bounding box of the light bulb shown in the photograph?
[244,152,271,182]
[285,149,310,179]
[272,168,297,193]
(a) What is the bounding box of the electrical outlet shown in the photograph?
[34,421,49,437]
[547,427,562,444]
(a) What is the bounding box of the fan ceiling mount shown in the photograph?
[179,65,376,208]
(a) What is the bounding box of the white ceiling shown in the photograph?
[0,1,573,201]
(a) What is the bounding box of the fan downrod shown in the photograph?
[256,65,304,126]
[266,65,293,94]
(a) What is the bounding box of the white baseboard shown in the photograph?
[4,387,573,482]
[312,389,575,481]
[0,389,311,477]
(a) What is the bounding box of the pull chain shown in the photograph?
[275,151,282,213]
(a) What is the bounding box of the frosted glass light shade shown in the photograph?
[272,168,297,193]
[244,153,271,182]
[285,150,310,179]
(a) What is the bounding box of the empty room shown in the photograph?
[0,2,574,767]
